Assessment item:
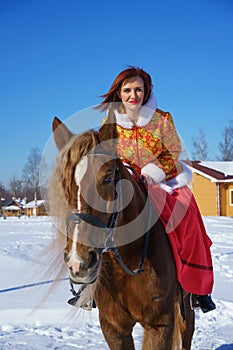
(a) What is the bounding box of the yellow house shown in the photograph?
[25,199,48,216]
[185,161,233,216]
[1,199,23,217]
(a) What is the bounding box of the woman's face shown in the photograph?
[119,76,145,113]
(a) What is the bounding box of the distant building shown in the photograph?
[25,200,48,216]
[1,198,23,217]
[185,161,233,216]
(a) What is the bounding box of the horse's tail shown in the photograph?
[172,300,186,350]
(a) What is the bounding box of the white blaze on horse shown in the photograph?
[49,111,195,350]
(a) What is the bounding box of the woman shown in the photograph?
[97,66,216,313]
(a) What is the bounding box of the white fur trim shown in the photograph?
[114,92,157,129]
[166,161,192,189]
[141,163,166,184]
[159,183,174,194]
[137,92,157,127]
[114,111,133,129]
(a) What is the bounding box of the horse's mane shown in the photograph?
[49,129,99,224]
[38,129,100,299]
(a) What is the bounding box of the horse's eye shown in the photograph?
[102,176,114,185]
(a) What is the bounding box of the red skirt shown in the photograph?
[148,185,214,295]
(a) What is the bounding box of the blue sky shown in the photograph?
[0,0,232,185]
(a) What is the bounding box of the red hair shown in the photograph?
[96,67,153,111]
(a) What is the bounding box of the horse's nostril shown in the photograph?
[88,250,98,269]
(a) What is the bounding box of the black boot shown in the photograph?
[195,294,216,313]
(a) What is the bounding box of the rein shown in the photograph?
[110,165,152,276]
[66,164,151,277]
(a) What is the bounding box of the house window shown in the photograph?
[230,189,233,206]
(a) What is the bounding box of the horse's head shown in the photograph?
[51,113,126,284]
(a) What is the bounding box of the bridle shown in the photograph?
[65,154,152,279]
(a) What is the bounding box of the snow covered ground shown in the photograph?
[0,215,233,349]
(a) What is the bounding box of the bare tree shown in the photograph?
[218,120,233,161]
[192,128,208,160]
[0,182,10,199]
[8,175,24,198]
[22,147,42,199]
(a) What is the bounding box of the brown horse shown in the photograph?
[49,111,195,350]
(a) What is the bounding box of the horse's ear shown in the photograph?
[52,116,74,150]
[99,109,118,150]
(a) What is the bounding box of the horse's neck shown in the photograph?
[113,175,148,254]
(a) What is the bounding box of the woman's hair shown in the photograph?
[96,66,153,111]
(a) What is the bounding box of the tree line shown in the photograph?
[192,119,233,161]
[0,147,42,202]
[0,120,233,201]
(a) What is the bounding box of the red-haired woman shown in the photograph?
[97,66,216,313]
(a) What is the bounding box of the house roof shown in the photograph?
[1,199,23,209]
[3,205,22,211]
[185,161,233,182]
[25,200,46,208]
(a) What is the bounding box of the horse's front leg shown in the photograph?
[142,314,175,350]
[98,302,136,350]
[100,317,135,350]
[181,293,195,350]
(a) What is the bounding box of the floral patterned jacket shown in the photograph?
[115,108,182,180]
